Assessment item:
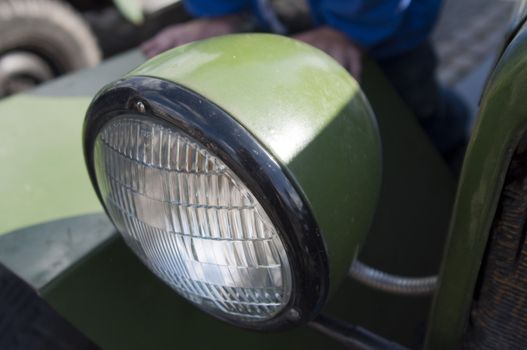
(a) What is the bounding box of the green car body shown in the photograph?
[112,0,182,24]
[1,11,527,350]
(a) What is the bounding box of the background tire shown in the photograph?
[0,0,101,96]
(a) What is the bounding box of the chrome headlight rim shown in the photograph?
[83,76,330,331]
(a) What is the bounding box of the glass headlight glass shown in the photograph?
[93,116,293,322]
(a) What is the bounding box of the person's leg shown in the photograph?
[376,42,469,165]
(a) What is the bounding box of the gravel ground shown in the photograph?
[434,0,515,85]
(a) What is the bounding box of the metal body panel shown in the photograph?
[43,236,344,349]
[0,214,115,289]
[112,0,144,25]
[127,34,382,294]
[111,0,182,24]
[0,50,145,236]
[0,95,101,234]
[425,22,527,349]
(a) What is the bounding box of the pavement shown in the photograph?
[433,0,516,124]
[434,0,514,85]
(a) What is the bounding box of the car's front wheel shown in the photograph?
[0,0,101,97]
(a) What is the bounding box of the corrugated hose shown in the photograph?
[349,260,438,296]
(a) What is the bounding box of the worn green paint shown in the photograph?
[112,0,144,25]
[127,33,382,295]
[0,214,115,289]
[425,22,527,349]
[0,95,102,235]
[43,236,343,349]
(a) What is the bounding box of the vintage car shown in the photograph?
[2,2,527,349]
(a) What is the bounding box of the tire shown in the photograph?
[0,0,101,96]
[0,263,98,350]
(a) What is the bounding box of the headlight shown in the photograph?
[94,116,292,322]
[84,34,381,330]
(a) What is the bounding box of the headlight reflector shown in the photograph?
[93,116,293,322]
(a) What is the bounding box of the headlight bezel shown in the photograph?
[83,76,330,331]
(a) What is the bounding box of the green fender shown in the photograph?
[425,21,527,349]
[0,95,101,235]
[112,0,144,25]
[0,50,145,236]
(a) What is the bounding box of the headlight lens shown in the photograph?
[93,116,293,322]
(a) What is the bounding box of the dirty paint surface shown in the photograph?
[0,95,102,235]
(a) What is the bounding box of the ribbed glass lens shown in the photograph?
[93,116,292,322]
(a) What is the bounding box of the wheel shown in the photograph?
[0,0,101,97]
